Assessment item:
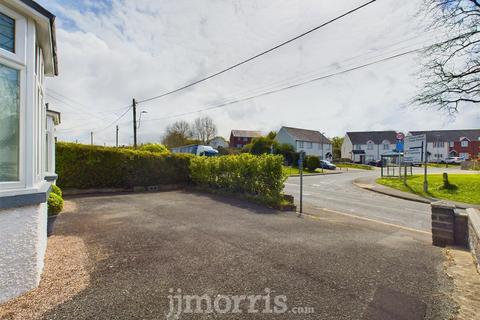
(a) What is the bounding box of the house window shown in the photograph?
[0,63,20,181]
[383,143,390,150]
[459,152,469,159]
[461,140,468,147]
[306,142,312,149]
[367,142,374,150]
[354,144,362,150]
[449,141,454,147]
[0,12,15,53]
[243,137,248,142]
[298,141,304,148]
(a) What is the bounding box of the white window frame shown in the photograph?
[367,141,374,150]
[461,140,468,147]
[306,142,312,149]
[298,141,304,148]
[0,4,27,190]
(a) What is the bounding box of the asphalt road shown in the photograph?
[41,191,454,319]
[285,169,434,232]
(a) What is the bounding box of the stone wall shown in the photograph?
[0,203,47,303]
[467,208,480,273]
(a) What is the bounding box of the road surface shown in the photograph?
[285,169,432,232]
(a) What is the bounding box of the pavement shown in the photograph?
[33,191,455,319]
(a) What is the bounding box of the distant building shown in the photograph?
[276,126,332,159]
[229,130,262,148]
[208,136,228,149]
[341,131,397,163]
[408,129,480,161]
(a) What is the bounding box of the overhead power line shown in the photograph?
[139,30,473,123]
[140,48,420,122]
[137,0,377,104]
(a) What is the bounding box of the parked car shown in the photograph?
[319,160,336,170]
[367,160,383,167]
[444,157,464,164]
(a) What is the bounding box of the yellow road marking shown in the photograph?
[303,207,432,235]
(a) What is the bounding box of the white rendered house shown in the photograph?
[0,0,58,303]
[341,131,397,163]
[276,126,332,160]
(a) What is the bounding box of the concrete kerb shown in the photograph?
[288,171,343,177]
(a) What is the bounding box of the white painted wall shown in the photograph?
[0,1,56,303]
[276,128,332,159]
[341,134,352,159]
[0,203,47,303]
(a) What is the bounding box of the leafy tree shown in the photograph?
[331,136,344,160]
[417,0,480,113]
[266,131,277,140]
[247,137,278,155]
[275,143,296,165]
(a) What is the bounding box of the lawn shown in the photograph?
[377,174,480,205]
[335,163,373,170]
[282,166,313,176]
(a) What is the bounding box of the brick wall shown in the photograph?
[431,202,468,247]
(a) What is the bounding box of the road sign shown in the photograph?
[404,134,426,163]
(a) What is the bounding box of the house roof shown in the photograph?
[282,126,331,144]
[13,0,58,75]
[346,131,397,145]
[230,130,263,138]
[409,129,480,142]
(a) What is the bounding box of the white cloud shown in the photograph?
[37,0,479,145]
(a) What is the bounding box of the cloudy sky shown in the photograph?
[37,0,479,146]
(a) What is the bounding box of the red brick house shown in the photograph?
[229,130,263,148]
[452,136,480,160]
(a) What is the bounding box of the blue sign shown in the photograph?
[396,140,404,152]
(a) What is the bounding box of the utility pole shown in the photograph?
[116,125,119,147]
[90,132,94,145]
[132,98,138,149]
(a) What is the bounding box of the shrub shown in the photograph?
[305,156,320,171]
[190,154,286,205]
[48,192,64,216]
[56,143,192,189]
[139,143,169,153]
[51,184,62,197]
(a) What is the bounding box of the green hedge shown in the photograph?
[190,154,285,205]
[56,143,192,189]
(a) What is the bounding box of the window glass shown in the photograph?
[0,63,20,181]
[0,12,15,53]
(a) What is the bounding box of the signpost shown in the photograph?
[298,151,305,217]
[404,134,428,192]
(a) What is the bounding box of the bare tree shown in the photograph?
[161,120,192,148]
[416,0,480,113]
[192,116,217,143]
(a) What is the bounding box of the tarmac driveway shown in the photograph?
[42,191,454,319]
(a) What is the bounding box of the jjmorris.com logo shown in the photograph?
[165,288,314,319]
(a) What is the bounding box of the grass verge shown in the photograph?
[377,174,480,205]
[335,163,373,170]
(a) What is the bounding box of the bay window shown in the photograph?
[0,12,15,53]
[0,63,19,182]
